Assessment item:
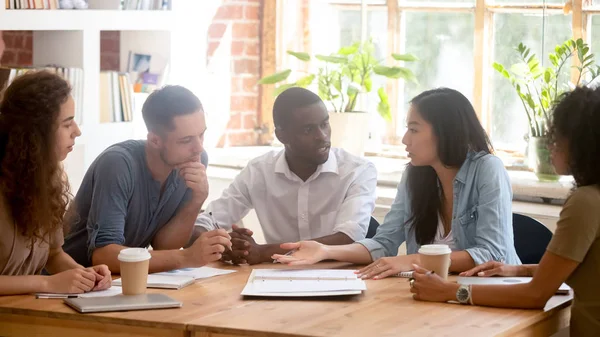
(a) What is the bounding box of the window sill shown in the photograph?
[206,146,573,204]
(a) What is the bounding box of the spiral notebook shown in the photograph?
[241,269,366,297]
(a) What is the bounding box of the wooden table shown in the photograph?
[0,262,572,337]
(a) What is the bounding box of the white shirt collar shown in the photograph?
[274,149,338,181]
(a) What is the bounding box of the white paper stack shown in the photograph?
[241,269,367,297]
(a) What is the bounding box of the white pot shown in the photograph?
[328,112,370,157]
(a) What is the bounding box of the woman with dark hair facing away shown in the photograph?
[0,71,111,295]
[411,86,600,336]
[272,87,520,278]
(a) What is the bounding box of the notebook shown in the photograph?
[457,276,571,295]
[64,293,182,313]
[153,266,236,279]
[113,274,195,290]
[36,286,123,299]
[241,269,366,297]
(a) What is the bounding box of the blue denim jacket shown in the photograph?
[358,151,521,266]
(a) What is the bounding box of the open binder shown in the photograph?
[241,269,367,297]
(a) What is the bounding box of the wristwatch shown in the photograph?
[456,284,472,305]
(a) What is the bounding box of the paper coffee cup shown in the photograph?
[118,248,151,295]
[418,244,452,280]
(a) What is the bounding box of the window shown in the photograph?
[401,11,475,137]
[491,13,572,151]
[277,0,595,157]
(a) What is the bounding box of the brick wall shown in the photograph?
[0,31,33,66]
[0,31,120,70]
[208,0,261,147]
[100,31,120,71]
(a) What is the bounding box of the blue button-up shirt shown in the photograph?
[358,151,521,266]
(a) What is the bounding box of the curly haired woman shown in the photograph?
[0,71,111,295]
[411,86,600,336]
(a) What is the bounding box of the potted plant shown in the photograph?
[258,39,418,156]
[493,38,600,181]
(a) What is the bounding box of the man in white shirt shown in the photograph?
[194,87,377,264]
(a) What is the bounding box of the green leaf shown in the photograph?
[373,65,417,83]
[338,43,359,56]
[493,62,505,73]
[258,69,292,84]
[286,51,310,61]
[347,83,360,96]
[510,63,529,76]
[392,53,419,62]
[525,94,536,110]
[549,54,559,67]
[364,77,373,92]
[377,87,392,122]
[273,83,296,96]
[315,55,348,64]
[295,74,315,87]
[543,68,551,84]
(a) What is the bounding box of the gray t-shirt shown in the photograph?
[63,140,208,267]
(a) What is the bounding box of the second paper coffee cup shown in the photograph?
[418,244,452,280]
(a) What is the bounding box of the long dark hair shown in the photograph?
[548,86,600,188]
[406,88,493,245]
[0,70,72,244]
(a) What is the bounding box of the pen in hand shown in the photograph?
[209,212,232,251]
[272,249,298,264]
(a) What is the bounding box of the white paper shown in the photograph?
[153,266,236,279]
[253,269,359,280]
[241,269,367,297]
[36,286,123,299]
[252,279,366,293]
[113,274,195,289]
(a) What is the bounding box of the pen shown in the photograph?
[272,249,298,263]
[209,212,232,251]
[36,295,78,299]
[209,212,220,230]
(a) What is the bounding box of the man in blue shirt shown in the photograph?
[63,85,231,273]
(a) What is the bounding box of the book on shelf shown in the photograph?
[99,71,134,123]
[122,0,171,10]
[5,0,171,9]
[5,0,59,9]
[0,66,83,125]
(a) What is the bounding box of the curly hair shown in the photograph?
[549,86,600,187]
[0,70,72,244]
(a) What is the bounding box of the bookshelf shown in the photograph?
[0,1,209,191]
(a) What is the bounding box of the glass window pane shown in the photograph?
[491,13,572,151]
[399,12,474,136]
[311,5,387,142]
[591,15,600,64]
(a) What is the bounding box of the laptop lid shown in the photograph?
[64,293,182,313]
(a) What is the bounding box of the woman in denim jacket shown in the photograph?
[272,87,521,279]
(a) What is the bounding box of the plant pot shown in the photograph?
[328,111,370,157]
[527,136,560,182]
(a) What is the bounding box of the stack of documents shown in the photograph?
[113,266,237,290]
[36,286,123,299]
[241,269,367,297]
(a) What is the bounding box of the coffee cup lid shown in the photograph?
[118,248,152,262]
[418,244,451,255]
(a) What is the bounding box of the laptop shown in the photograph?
[457,276,571,295]
[64,293,182,313]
